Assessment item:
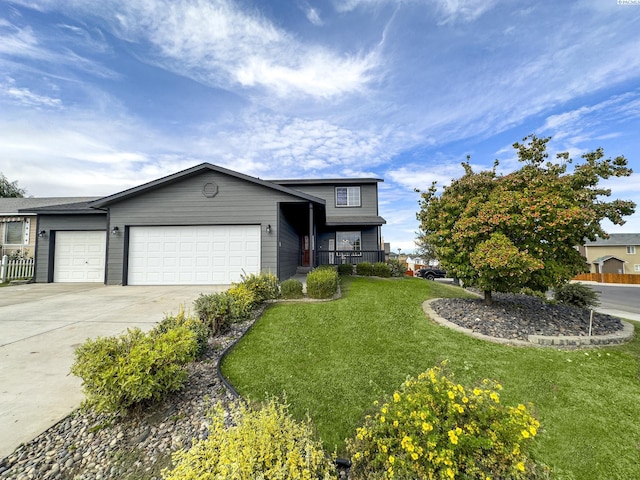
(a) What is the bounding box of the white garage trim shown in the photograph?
[54,231,106,283]
[127,225,261,285]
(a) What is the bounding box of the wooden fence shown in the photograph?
[573,273,640,285]
[0,256,35,283]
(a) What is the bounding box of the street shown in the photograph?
[591,284,640,316]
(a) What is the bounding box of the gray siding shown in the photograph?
[34,214,107,283]
[106,171,306,285]
[286,184,379,217]
[277,207,300,280]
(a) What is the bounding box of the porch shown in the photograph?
[315,249,386,266]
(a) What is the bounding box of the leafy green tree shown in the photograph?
[417,135,635,305]
[0,173,26,198]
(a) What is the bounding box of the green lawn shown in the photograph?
[221,276,640,480]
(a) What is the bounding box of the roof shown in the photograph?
[591,255,626,264]
[1,197,100,215]
[584,233,640,246]
[90,163,326,208]
[24,200,105,215]
[325,215,386,226]
[272,178,383,185]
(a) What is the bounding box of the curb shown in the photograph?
[422,299,635,348]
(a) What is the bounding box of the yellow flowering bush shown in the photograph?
[347,364,542,479]
[163,399,336,480]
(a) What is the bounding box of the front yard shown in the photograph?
[222,276,640,480]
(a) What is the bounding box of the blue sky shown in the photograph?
[1,0,639,252]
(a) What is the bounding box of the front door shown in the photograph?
[302,235,310,266]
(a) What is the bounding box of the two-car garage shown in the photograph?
[52,225,260,285]
[127,225,260,285]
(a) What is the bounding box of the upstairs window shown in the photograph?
[336,186,361,207]
[4,221,24,245]
[627,246,636,254]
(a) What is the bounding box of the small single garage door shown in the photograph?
[128,225,261,285]
[54,231,106,282]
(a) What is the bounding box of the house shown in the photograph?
[582,233,640,275]
[406,256,429,271]
[24,163,386,285]
[0,197,98,259]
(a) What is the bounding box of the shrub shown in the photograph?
[280,278,304,299]
[240,272,280,302]
[355,262,373,276]
[520,287,549,302]
[162,399,336,480]
[194,292,238,336]
[228,283,258,318]
[386,259,406,277]
[347,363,542,480]
[155,306,210,357]
[553,282,600,309]
[306,268,339,299]
[71,327,198,414]
[373,262,391,278]
[338,263,354,276]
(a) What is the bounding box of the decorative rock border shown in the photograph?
[423,299,635,348]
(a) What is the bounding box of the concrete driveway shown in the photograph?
[0,282,225,459]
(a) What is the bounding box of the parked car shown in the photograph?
[415,268,447,280]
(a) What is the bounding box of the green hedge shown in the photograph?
[240,272,280,302]
[163,400,335,479]
[155,307,210,357]
[373,262,391,277]
[347,364,545,479]
[71,326,198,414]
[338,263,354,276]
[553,282,600,309]
[355,262,373,276]
[280,278,304,299]
[306,268,339,299]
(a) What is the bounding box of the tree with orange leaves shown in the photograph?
[417,135,635,305]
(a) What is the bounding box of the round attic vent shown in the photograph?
[203,182,219,198]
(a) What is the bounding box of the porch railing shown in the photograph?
[0,255,35,283]
[316,250,385,266]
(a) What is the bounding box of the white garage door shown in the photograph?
[128,225,261,285]
[54,231,106,283]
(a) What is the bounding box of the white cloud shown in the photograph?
[298,1,323,26]
[432,0,500,24]
[386,163,466,192]
[1,81,62,108]
[102,0,379,99]
[192,113,393,178]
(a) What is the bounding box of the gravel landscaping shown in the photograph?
[0,317,256,480]
[431,292,624,341]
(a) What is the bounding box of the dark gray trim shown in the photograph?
[122,226,130,286]
[325,215,387,226]
[272,178,383,185]
[90,163,326,208]
[47,231,56,283]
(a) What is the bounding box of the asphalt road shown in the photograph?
[591,284,640,315]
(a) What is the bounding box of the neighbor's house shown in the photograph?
[1,197,98,259]
[581,233,640,275]
[24,163,386,285]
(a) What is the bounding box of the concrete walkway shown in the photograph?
[0,283,225,459]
